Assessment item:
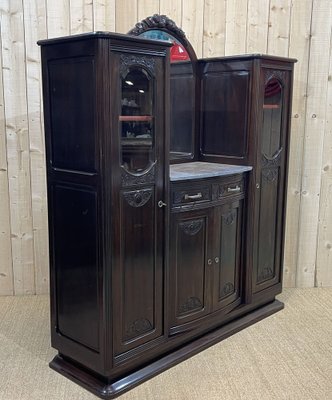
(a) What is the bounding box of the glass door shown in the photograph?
[120,68,154,174]
[254,73,285,292]
[113,54,165,358]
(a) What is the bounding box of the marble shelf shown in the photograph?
[170,162,252,181]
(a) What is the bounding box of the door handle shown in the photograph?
[158,200,167,208]
[227,186,241,193]
[184,192,202,200]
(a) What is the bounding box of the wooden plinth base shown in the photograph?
[50,299,284,399]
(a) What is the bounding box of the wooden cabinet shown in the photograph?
[169,171,246,331]
[38,32,171,389]
[199,56,296,297]
[38,20,296,400]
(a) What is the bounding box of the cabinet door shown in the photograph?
[113,53,166,357]
[213,201,243,311]
[253,69,290,293]
[169,209,213,328]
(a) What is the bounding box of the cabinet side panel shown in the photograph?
[52,184,99,351]
[201,70,249,158]
[48,57,96,172]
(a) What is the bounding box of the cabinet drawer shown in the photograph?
[172,184,211,207]
[212,178,244,200]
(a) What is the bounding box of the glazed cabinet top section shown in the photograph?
[38,33,171,182]
[198,55,296,165]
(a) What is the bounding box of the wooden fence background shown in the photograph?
[0,0,331,295]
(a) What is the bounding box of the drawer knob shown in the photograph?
[184,192,203,200]
[227,185,241,193]
[215,257,219,264]
[207,259,212,265]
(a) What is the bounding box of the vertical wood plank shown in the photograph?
[70,0,93,34]
[46,0,70,38]
[182,0,204,58]
[159,0,182,24]
[0,0,35,295]
[115,0,138,33]
[93,0,116,31]
[246,0,270,53]
[0,18,14,296]
[296,0,332,287]
[137,0,159,21]
[267,0,292,56]
[203,0,226,57]
[23,0,49,294]
[283,0,313,287]
[316,32,332,287]
[224,0,248,55]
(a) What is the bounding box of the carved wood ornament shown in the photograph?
[128,14,186,39]
[121,165,155,187]
[125,318,153,339]
[262,168,279,183]
[123,188,153,208]
[223,210,237,226]
[179,219,204,235]
[120,54,155,77]
[221,282,234,297]
[264,69,286,85]
[178,296,202,314]
[258,266,274,282]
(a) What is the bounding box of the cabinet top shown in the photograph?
[37,31,173,48]
[170,162,252,182]
[198,53,297,64]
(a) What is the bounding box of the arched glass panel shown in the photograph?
[120,68,154,173]
[262,78,283,157]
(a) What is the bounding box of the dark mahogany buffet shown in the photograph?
[38,14,296,399]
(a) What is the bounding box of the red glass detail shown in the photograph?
[170,41,190,62]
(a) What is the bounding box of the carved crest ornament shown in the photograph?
[128,14,186,39]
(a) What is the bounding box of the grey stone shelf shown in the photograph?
[170,162,252,181]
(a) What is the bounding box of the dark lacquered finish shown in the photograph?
[213,200,243,311]
[39,32,172,388]
[169,207,212,327]
[169,175,245,330]
[53,184,99,351]
[38,22,296,400]
[201,69,250,159]
[199,55,296,298]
